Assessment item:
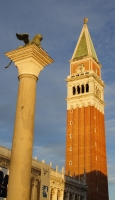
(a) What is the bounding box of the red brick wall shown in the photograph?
[65,106,109,200]
[72,108,79,176]
[92,61,100,77]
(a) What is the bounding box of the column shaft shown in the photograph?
[52,188,57,200]
[7,74,37,200]
[31,179,38,200]
[58,190,63,200]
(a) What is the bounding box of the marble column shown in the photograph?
[57,190,63,200]
[31,178,38,200]
[5,44,54,200]
[51,188,57,200]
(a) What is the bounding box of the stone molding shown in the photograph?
[66,72,104,86]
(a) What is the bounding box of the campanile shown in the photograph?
[65,19,109,200]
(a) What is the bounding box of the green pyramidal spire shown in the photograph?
[71,18,98,62]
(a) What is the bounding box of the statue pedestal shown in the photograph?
[5,44,54,200]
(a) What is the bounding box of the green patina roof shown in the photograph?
[74,32,88,59]
[73,25,98,61]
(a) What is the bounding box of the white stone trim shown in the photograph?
[67,96,104,114]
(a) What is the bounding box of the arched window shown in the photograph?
[81,84,84,93]
[77,85,80,94]
[72,86,76,95]
[86,83,89,92]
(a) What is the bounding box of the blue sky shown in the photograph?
[0,1,115,199]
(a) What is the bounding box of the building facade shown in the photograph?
[0,146,87,200]
[65,19,109,200]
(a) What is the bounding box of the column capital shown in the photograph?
[51,187,57,194]
[5,44,54,78]
[57,190,63,197]
[31,178,38,186]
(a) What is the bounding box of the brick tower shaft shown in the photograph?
[65,19,109,200]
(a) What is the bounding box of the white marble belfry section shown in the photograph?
[66,72,105,114]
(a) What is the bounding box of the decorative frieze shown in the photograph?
[67,96,104,114]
